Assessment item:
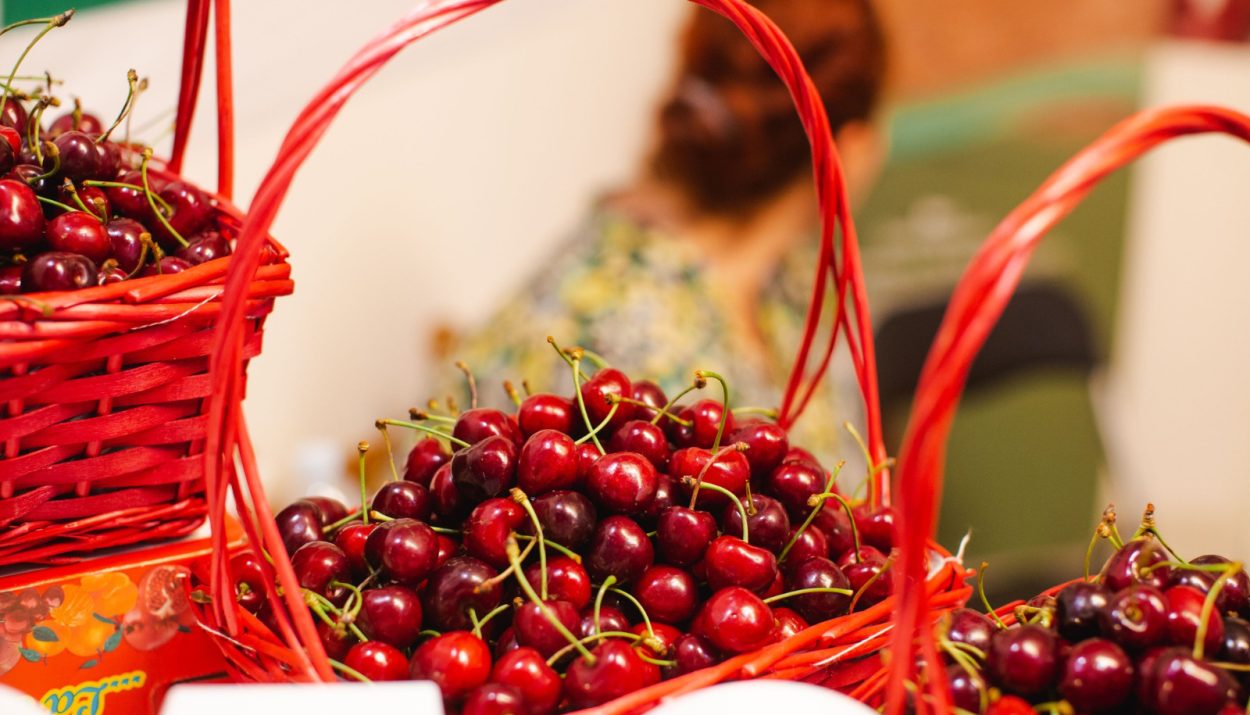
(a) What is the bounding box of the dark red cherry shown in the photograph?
[451,435,519,503]
[564,639,659,708]
[517,393,574,437]
[139,256,192,276]
[811,502,855,556]
[94,141,121,179]
[656,506,717,567]
[704,535,778,594]
[0,178,45,251]
[530,489,597,549]
[423,556,502,632]
[669,399,734,449]
[767,462,826,519]
[176,230,232,265]
[316,620,353,661]
[944,608,995,660]
[1101,538,1171,591]
[305,496,350,526]
[0,139,13,175]
[364,518,438,587]
[514,599,580,657]
[345,641,409,681]
[1223,616,1250,664]
[332,522,375,579]
[782,446,823,470]
[1165,584,1224,654]
[370,480,432,522]
[275,501,323,554]
[151,180,212,246]
[52,131,101,182]
[1189,554,1250,615]
[1101,584,1168,650]
[639,473,677,527]
[357,585,423,649]
[491,647,562,715]
[579,367,636,435]
[986,624,1059,696]
[694,587,774,653]
[1058,637,1133,713]
[845,558,891,607]
[517,429,578,495]
[672,447,750,508]
[770,606,808,641]
[410,631,492,700]
[728,420,789,477]
[290,541,350,598]
[430,463,462,524]
[669,633,721,677]
[464,498,526,569]
[585,452,658,516]
[635,565,699,624]
[854,506,896,552]
[97,261,125,285]
[524,556,591,610]
[782,525,828,566]
[574,442,601,483]
[947,664,987,713]
[405,437,451,486]
[434,534,457,569]
[57,183,109,220]
[104,218,149,273]
[105,170,152,219]
[0,103,25,135]
[49,111,104,137]
[1056,581,1111,642]
[632,622,681,656]
[1151,647,1240,715]
[0,125,17,154]
[454,407,523,446]
[784,557,850,622]
[0,265,21,294]
[722,494,790,554]
[607,420,670,471]
[578,605,631,639]
[586,515,653,584]
[462,684,530,715]
[228,551,269,612]
[629,380,668,422]
[836,545,887,568]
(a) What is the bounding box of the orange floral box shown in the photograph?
[0,521,244,715]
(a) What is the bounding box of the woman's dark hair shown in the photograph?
[651,0,885,213]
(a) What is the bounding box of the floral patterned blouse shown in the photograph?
[437,207,861,466]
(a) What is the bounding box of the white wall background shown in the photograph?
[15,0,688,504]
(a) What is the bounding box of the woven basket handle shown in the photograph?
[884,105,1250,714]
[201,0,875,682]
[169,0,235,199]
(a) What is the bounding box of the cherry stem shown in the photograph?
[0,11,72,124]
[569,353,606,454]
[845,422,889,508]
[573,397,621,447]
[368,511,394,522]
[607,586,657,641]
[763,586,853,604]
[638,652,677,667]
[377,419,470,449]
[98,69,139,143]
[322,509,364,534]
[616,396,691,426]
[511,489,548,600]
[373,421,401,482]
[503,380,522,407]
[977,562,1008,629]
[652,379,704,426]
[328,659,371,683]
[779,462,847,564]
[124,77,149,146]
[1196,562,1241,660]
[84,181,175,214]
[580,348,609,369]
[695,370,731,451]
[546,630,642,667]
[682,476,749,543]
[506,536,595,664]
[937,625,986,687]
[32,141,58,181]
[328,581,369,642]
[407,408,456,425]
[35,195,77,214]
[305,590,365,643]
[848,553,894,614]
[27,97,54,163]
[356,441,370,526]
[684,442,749,510]
[515,533,580,562]
[474,534,537,595]
[1142,524,1187,565]
[733,406,780,419]
[430,525,460,536]
[521,380,534,397]
[546,336,579,370]
[593,575,616,638]
[141,149,188,247]
[455,361,479,409]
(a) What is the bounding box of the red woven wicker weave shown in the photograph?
[0,0,291,567]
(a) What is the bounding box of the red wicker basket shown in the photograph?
[192,0,971,708]
[0,0,291,567]
[879,105,1250,714]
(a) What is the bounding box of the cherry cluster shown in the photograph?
[0,586,60,643]
[248,346,896,713]
[936,513,1249,715]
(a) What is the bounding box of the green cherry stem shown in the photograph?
[574,397,621,447]
[593,576,616,637]
[762,586,853,604]
[546,630,642,667]
[778,462,847,564]
[503,381,522,408]
[546,336,579,370]
[323,510,363,533]
[140,149,188,247]
[374,421,401,482]
[329,659,371,683]
[845,422,892,508]
[511,488,548,600]
[694,370,731,451]
[473,535,537,595]
[506,536,595,664]
[607,586,657,642]
[580,349,609,369]
[377,419,470,449]
[1195,562,1241,660]
[83,181,175,214]
[616,396,691,426]
[569,353,606,454]
[514,533,581,562]
[470,603,510,640]
[407,408,457,426]
[356,441,370,526]
[681,476,749,543]
[977,562,1008,629]
[455,361,479,410]
[0,11,72,123]
[36,195,77,214]
[430,525,461,536]
[98,69,139,143]
[732,406,780,419]
[684,442,750,510]
[651,379,704,426]
[848,553,894,614]
[368,511,394,523]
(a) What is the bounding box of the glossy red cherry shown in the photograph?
[986,624,1059,696]
[405,437,451,486]
[462,684,530,715]
[0,265,20,294]
[846,558,892,608]
[434,534,457,569]
[104,218,149,273]
[423,556,502,632]
[0,178,45,251]
[490,647,562,715]
[518,393,575,437]
[574,442,601,483]
[811,503,854,556]
[49,111,104,137]
[139,255,192,276]
[656,506,717,567]
[578,604,631,639]
[782,525,828,566]
[430,463,462,524]
[704,536,778,594]
[728,420,789,477]
[1056,581,1111,642]
[175,230,232,265]
[1150,647,1240,715]
[947,664,987,713]
[564,639,659,708]
[784,557,850,622]
[672,447,750,508]
[639,473,677,527]
[1102,538,1171,591]
[344,641,409,681]
[1165,584,1224,654]
[767,461,826,518]
[316,620,353,661]
[854,506,896,551]
[628,380,668,422]
[669,633,721,677]
[52,131,101,182]
[357,585,423,649]
[410,631,492,700]
[944,608,995,660]
[517,429,578,495]
[228,551,269,612]
[1188,554,1250,615]
[635,565,699,624]
[306,494,348,525]
[370,480,432,522]
[607,420,670,470]
[463,498,526,569]
[332,522,374,579]
[454,407,523,446]
[275,500,324,555]
[514,599,580,657]
[586,515,653,584]
[694,587,774,653]
[0,125,19,152]
[668,399,733,449]
[524,556,591,610]
[769,606,808,643]
[364,518,438,587]
[585,452,658,516]
[105,169,152,219]
[1222,616,1250,665]
[0,101,26,135]
[579,367,636,435]
[531,489,597,549]
[97,261,126,285]
[836,545,886,568]
[986,695,1035,715]
[1058,637,1133,713]
[722,494,790,554]
[151,180,212,246]
[451,435,519,503]
[1101,584,1168,650]
[290,541,350,599]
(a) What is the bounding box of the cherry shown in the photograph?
[462,684,530,715]
[0,125,19,153]
[629,380,668,422]
[105,170,152,219]
[722,494,790,554]
[1165,584,1224,653]
[635,565,699,624]
[574,442,601,483]
[672,447,750,508]
[104,218,149,272]
[316,620,353,661]
[97,261,126,285]
[435,534,457,569]
[290,541,350,599]
[405,438,451,486]
[1189,555,1250,615]
[151,180,212,246]
[1101,537,1171,591]
[0,140,12,175]
[530,490,597,549]
[947,664,986,713]
[728,420,789,478]
[704,535,778,594]
[491,647,562,715]
[782,526,828,566]
[94,141,121,179]
[579,367,636,435]
[1057,637,1133,713]
[228,551,269,612]
[784,557,850,622]
[986,624,1059,696]
[332,522,375,579]
[357,585,423,649]
[633,622,681,656]
[175,230,232,265]
[0,178,45,251]
[640,473,677,526]
[586,515,653,584]
[370,480,432,522]
[423,556,502,632]
[985,695,1035,715]
[52,131,101,182]
[306,494,349,526]
[364,518,438,587]
[668,399,733,449]
[564,639,659,708]
[669,633,721,677]
[49,111,104,137]
[854,506,896,552]
[0,101,27,135]
[767,462,826,519]
[1101,584,1168,650]
[454,407,523,446]
[579,604,631,639]
[517,429,578,495]
[656,506,717,567]
[275,500,323,554]
[409,631,492,700]
[514,599,580,657]
[694,587,774,653]
[1222,616,1250,664]
[782,446,823,471]
[463,498,526,569]
[770,606,809,641]
[344,641,409,682]
[430,463,463,524]
[517,393,575,437]
[524,556,592,610]
[943,608,995,660]
[0,265,21,294]
[836,545,886,568]
[1150,647,1240,715]
[812,502,855,556]
[451,435,519,503]
[1056,581,1111,642]
[139,255,192,276]
[586,452,658,516]
[607,420,670,470]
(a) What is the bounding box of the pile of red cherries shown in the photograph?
[248,347,897,713]
[937,511,1249,715]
